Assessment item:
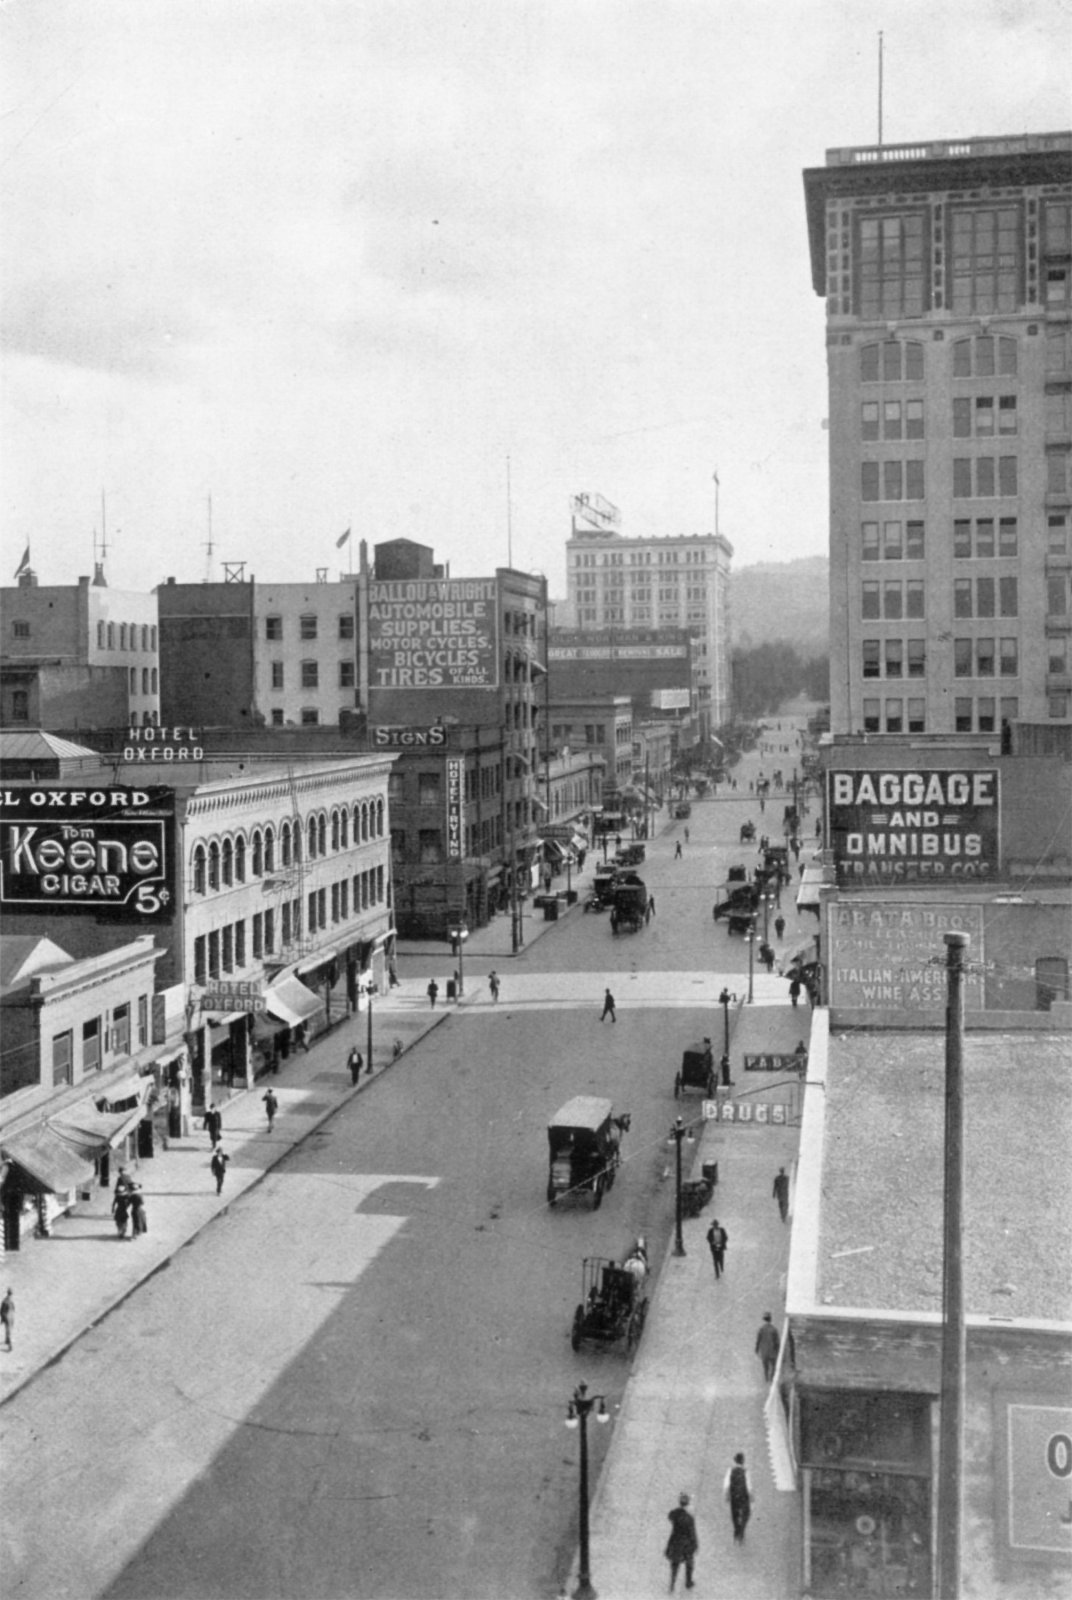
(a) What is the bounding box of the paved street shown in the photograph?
[1,725,817,1600]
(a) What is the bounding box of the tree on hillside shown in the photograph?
[731,644,828,717]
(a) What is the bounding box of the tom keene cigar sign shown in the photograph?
[827,768,1000,885]
[0,787,175,922]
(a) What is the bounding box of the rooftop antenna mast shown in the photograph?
[506,456,513,569]
[878,30,884,147]
[203,494,214,583]
[99,489,109,570]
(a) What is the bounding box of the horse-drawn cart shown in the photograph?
[570,1241,650,1353]
[547,1096,630,1208]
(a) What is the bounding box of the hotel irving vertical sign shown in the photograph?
[446,760,463,860]
[827,768,1000,886]
[0,787,175,922]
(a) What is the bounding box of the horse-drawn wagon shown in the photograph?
[570,1240,650,1353]
[547,1096,630,1208]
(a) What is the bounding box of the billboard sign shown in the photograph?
[827,768,999,885]
[0,787,175,922]
[368,579,498,689]
[995,1392,1072,1565]
[829,900,986,1012]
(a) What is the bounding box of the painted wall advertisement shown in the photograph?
[368,579,499,689]
[446,759,463,860]
[829,901,986,1012]
[994,1393,1072,1565]
[0,786,175,922]
[827,768,1000,886]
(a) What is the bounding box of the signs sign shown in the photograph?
[829,901,985,1012]
[368,579,499,689]
[827,768,1000,885]
[371,725,448,748]
[0,787,175,921]
[446,759,463,859]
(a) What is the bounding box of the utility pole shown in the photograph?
[936,930,969,1600]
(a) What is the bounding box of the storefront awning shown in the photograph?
[265,973,324,1029]
[541,837,566,862]
[97,1076,151,1114]
[796,864,827,914]
[49,1099,147,1159]
[1,1123,95,1194]
[296,946,338,977]
[250,1012,289,1043]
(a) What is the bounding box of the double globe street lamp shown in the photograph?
[667,1115,695,1258]
[564,1382,609,1599]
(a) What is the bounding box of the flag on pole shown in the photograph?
[13,545,30,578]
[336,528,351,549]
[713,472,720,487]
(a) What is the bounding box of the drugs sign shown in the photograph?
[0,787,175,922]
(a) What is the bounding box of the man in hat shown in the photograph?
[755,1311,780,1382]
[664,1491,698,1591]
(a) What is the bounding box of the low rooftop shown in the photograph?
[817,1032,1072,1324]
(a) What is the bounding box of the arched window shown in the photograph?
[192,844,206,895]
[208,841,221,891]
[151,667,158,694]
[264,825,275,873]
[222,837,234,886]
[307,816,318,859]
[292,821,302,862]
[375,798,384,836]
[331,810,341,852]
[352,802,361,840]
[339,808,348,849]
[234,835,246,882]
[317,814,327,856]
[361,803,370,842]
[280,821,291,868]
[251,830,263,876]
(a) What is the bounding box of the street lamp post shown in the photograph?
[718,986,735,1075]
[746,919,757,1004]
[365,976,375,1072]
[565,1382,609,1599]
[668,1115,691,1257]
[449,924,469,998]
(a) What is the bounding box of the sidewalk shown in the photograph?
[567,996,807,1600]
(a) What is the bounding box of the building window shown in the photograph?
[999,576,1018,617]
[861,402,879,441]
[138,994,149,1047]
[339,660,355,688]
[905,521,924,559]
[265,616,282,639]
[10,690,29,722]
[252,912,263,960]
[952,334,1017,377]
[300,708,319,725]
[12,620,30,638]
[271,709,284,726]
[331,882,340,924]
[955,697,973,732]
[950,206,1020,314]
[300,614,317,639]
[884,699,903,733]
[418,829,443,864]
[264,826,275,872]
[338,614,355,640]
[222,924,233,973]
[977,696,996,733]
[999,637,1018,676]
[271,662,284,689]
[861,522,879,561]
[194,936,207,985]
[860,340,924,382]
[82,1016,102,1072]
[307,816,318,859]
[907,698,925,733]
[301,660,319,689]
[264,907,275,953]
[862,640,880,678]
[222,836,234,886]
[418,772,440,806]
[208,841,220,890]
[976,637,995,677]
[977,577,995,618]
[862,698,880,733]
[954,638,972,677]
[882,522,902,561]
[858,212,927,318]
[52,1030,73,1087]
[885,640,903,678]
[883,582,903,620]
[112,1002,131,1056]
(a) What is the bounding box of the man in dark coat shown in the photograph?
[211,1147,230,1195]
[705,1219,728,1280]
[664,1491,698,1591]
[723,1453,752,1543]
[203,1104,222,1145]
[600,987,616,1023]
[755,1311,780,1381]
[772,1167,790,1222]
[347,1047,363,1085]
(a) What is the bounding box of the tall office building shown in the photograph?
[803,132,1072,743]
[563,494,733,733]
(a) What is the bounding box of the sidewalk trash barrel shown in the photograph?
[702,1160,718,1188]
[565,889,578,905]
[446,978,457,1002]
[544,899,559,921]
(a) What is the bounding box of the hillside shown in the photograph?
[731,556,829,657]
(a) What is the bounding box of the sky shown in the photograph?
[2,0,1069,599]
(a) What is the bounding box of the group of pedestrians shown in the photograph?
[110,1168,148,1239]
[664,1454,755,1589]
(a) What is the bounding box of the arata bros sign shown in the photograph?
[827,768,1000,886]
[368,578,499,689]
[0,787,175,922]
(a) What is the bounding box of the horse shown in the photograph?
[621,1235,649,1289]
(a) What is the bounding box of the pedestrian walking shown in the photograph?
[427,978,439,1010]
[488,970,500,1002]
[759,941,775,972]
[774,914,786,941]
[600,987,616,1023]
[347,1046,363,1085]
[723,1453,753,1543]
[664,1492,698,1591]
[203,1103,222,1146]
[112,1169,134,1239]
[773,1166,790,1222]
[755,1312,780,1382]
[211,1146,230,1195]
[646,894,656,921]
[674,840,683,859]
[789,974,802,1008]
[1,1288,14,1350]
[705,1219,728,1279]
[684,826,690,844]
[129,1184,148,1237]
[263,1088,278,1132]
